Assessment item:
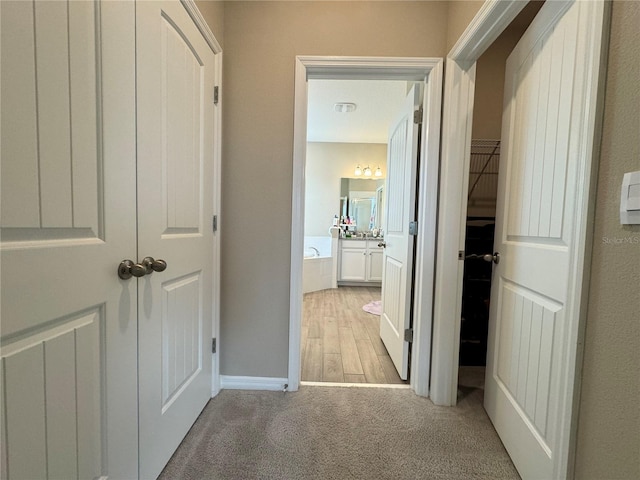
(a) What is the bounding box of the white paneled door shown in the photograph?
[136,1,216,478]
[484,1,609,478]
[379,86,420,379]
[1,1,217,479]
[0,2,138,478]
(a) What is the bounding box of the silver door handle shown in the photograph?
[464,252,500,264]
[142,256,167,273]
[118,259,149,279]
[118,257,167,279]
[482,252,500,264]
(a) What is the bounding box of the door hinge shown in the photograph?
[213,215,218,232]
[413,106,423,125]
[409,221,418,236]
[404,328,414,343]
[214,86,219,105]
[212,338,217,354]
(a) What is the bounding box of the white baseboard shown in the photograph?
[220,375,288,391]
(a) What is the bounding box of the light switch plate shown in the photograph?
[620,171,640,225]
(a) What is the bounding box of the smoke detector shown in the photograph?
[334,102,357,113]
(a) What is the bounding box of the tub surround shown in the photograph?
[303,231,339,294]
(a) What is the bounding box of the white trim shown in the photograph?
[182,0,223,397]
[288,57,308,392]
[410,59,443,398]
[220,376,289,391]
[211,50,223,398]
[566,3,611,477]
[431,0,530,408]
[431,60,476,406]
[180,0,222,54]
[449,1,527,62]
[295,56,437,80]
[556,3,610,477]
[290,56,443,397]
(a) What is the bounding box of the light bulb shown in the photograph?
[354,165,362,176]
[364,166,372,177]
[374,166,382,177]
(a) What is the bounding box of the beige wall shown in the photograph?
[195,0,224,48]
[305,142,387,237]
[574,2,640,478]
[446,0,484,52]
[221,1,448,377]
[471,30,520,140]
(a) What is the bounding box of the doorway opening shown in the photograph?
[301,79,417,385]
[289,57,443,397]
[456,0,542,397]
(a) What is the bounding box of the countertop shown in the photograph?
[340,236,384,241]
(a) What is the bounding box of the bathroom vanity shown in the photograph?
[337,238,383,285]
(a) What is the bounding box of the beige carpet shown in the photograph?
[159,374,519,479]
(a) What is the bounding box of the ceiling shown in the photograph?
[307,79,408,144]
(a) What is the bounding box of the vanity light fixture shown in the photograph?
[374,166,382,177]
[364,166,372,177]
[354,164,362,176]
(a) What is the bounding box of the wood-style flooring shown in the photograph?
[301,286,407,384]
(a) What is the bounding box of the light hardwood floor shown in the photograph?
[301,286,408,384]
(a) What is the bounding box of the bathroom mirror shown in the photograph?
[339,178,385,232]
[350,196,375,230]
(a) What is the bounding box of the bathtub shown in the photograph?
[303,234,338,293]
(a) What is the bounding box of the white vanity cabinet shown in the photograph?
[367,244,384,281]
[339,240,367,281]
[338,239,383,284]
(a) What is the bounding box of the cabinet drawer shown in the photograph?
[341,239,367,249]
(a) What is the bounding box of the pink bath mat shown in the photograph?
[362,300,382,316]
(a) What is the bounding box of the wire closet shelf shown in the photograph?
[467,139,500,207]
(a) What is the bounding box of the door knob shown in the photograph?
[118,257,168,279]
[118,260,150,280]
[142,256,168,273]
[482,252,500,264]
[464,252,500,264]
[378,241,386,248]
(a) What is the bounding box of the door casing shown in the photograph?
[289,56,443,396]
[180,0,224,397]
[432,1,610,478]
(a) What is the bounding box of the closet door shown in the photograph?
[0,2,138,479]
[136,1,216,478]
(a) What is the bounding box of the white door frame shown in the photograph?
[289,56,443,396]
[180,0,223,397]
[432,0,609,475]
[430,0,528,408]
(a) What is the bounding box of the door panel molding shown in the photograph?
[0,1,139,478]
[136,1,219,477]
[1,0,103,239]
